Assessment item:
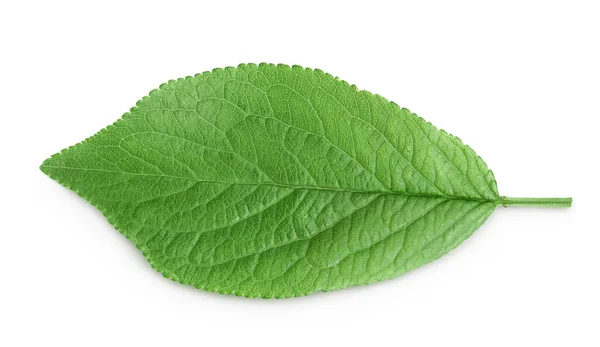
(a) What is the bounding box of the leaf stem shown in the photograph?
[498,196,572,208]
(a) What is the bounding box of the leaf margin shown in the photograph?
[40,63,506,298]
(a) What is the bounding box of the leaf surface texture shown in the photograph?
[41,64,500,298]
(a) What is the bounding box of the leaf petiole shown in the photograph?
[498,196,572,208]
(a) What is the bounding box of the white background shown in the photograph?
[1,1,598,346]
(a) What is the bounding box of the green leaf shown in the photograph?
[40,63,571,298]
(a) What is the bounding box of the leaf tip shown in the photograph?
[39,157,53,177]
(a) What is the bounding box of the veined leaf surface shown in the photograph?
[41,63,571,298]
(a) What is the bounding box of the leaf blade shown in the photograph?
[41,63,502,297]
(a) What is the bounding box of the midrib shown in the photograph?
[41,164,498,204]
